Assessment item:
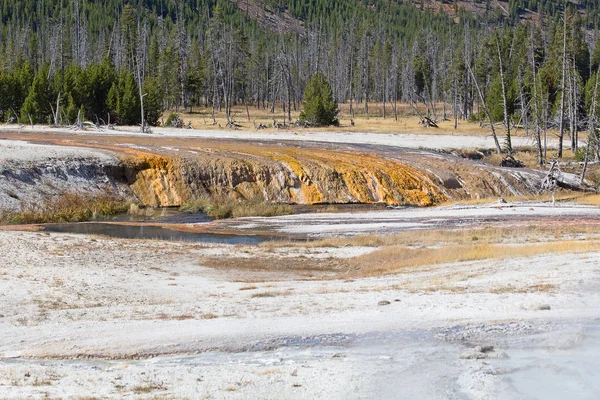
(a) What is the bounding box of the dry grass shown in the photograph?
[133,383,166,394]
[178,102,571,138]
[441,191,585,206]
[450,145,600,187]
[200,255,350,276]
[350,240,600,276]
[576,194,600,205]
[483,147,544,168]
[181,197,293,219]
[157,313,194,321]
[164,103,503,135]
[489,283,557,294]
[251,291,288,298]
[220,224,600,279]
[480,146,600,183]
[266,225,600,250]
[0,192,130,224]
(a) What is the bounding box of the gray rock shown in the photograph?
[538,304,551,311]
[476,345,494,353]
[378,300,391,306]
[459,346,509,360]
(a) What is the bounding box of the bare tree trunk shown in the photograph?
[496,36,512,154]
[568,62,575,151]
[136,56,146,133]
[468,63,502,154]
[51,92,61,126]
[531,45,544,165]
[558,9,567,158]
[206,9,218,125]
[393,85,398,121]
[580,140,591,184]
[383,71,386,119]
[453,70,458,129]
[583,67,600,183]
[572,59,579,151]
[517,68,529,138]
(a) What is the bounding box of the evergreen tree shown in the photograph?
[79,58,117,122]
[107,69,140,125]
[300,72,339,126]
[143,77,165,126]
[20,63,53,123]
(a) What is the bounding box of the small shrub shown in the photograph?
[468,111,485,123]
[165,113,183,128]
[575,146,594,162]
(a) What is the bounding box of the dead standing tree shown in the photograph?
[467,63,502,154]
[134,21,149,133]
[495,33,513,154]
[541,161,562,206]
[529,34,544,165]
[558,5,568,158]
[175,1,188,111]
[581,65,600,185]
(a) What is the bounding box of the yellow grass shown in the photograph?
[351,240,600,276]
[250,291,289,298]
[483,148,580,169]
[166,103,579,141]
[265,225,600,250]
[200,255,350,276]
[576,194,600,205]
[163,103,511,136]
[202,230,600,280]
[203,225,600,279]
[441,191,588,206]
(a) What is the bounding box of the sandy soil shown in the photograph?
[1,214,600,399]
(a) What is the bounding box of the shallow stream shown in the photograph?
[43,222,276,244]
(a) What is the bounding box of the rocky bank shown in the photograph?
[0,136,587,211]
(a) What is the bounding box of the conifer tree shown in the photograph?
[143,77,165,126]
[300,72,339,126]
[20,63,53,123]
[107,69,140,125]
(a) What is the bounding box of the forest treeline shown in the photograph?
[0,0,600,161]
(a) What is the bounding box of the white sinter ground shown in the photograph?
[0,124,550,150]
[215,202,600,237]
[0,134,597,399]
[1,210,600,399]
[0,140,125,212]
